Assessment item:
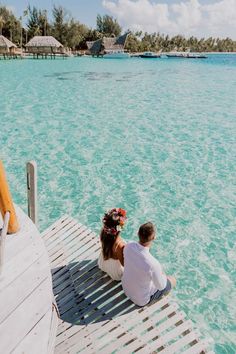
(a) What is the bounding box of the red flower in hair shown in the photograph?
[118,208,126,217]
[102,208,127,234]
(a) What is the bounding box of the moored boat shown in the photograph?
[103,50,129,59]
[139,51,161,58]
[166,51,207,59]
[184,53,208,59]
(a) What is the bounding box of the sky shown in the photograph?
[2,0,236,39]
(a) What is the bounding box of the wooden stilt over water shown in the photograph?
[0,161,214,353]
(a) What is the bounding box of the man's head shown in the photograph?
[138,222,156,246]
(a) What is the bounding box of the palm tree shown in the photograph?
[0,15,5,35]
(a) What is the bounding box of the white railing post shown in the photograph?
[0,211,10,274]
[26,161,38,226]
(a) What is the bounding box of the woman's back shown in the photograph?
[97,208,127,281]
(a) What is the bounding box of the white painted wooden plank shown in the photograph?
[97,325,147,354]
[47,219,85,247]
[117,304,180,339]
[159,330,201,354]
[144,309,185,334]
[118,310,185,354]
[115,298,174,328]
[55,321,85,347]
[182,339,210,354]
[45,220,81,251]
[138,320,193,354]
[0,241,44,291]
[47,304,59,354]
[83,297,170,339]
[60,224,93,245]
[14,205,37,236]
[3,229,36,264]
[41,215,70,236]
[64,228,95,249]
[51,253,66,269]
[12,309,52,354]
[46,222,85,253]
[118,313,185,354]
[44,219,78,250]
[55,327,94,354]
[0,211,10,274]
[73,326,118,354]
[49,247,65,263]
[62,230,98,259]
[56,337,93,354]
[42,215,71,240]
[110,306,183,351]
[0,277,52,353]
[0,251,49,324]
[66,245,100,269]
[61,228,97,254]
[3,209,45,265]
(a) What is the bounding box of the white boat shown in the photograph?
[103,50,130,59]
[166,51,185,58]
[139,51,161,58]
[166,51,207,59]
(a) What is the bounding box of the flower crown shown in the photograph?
[102,208,127,235]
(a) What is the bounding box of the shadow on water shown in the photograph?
[52,259,139,325]
[44,70,145,82]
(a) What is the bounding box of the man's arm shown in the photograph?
[151,260,167,290]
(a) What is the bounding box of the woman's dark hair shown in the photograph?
[100,213,120,260]
[138,222,155,244]
[100,229,120,260]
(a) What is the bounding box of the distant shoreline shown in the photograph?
[161,52,236,55]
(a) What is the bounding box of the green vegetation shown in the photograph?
[96,14,121,37]
[125,32,236,52]
[0,4,236,52]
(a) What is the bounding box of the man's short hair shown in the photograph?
[138,222,155,244]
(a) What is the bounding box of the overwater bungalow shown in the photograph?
[0,160,213,353]
[25,36,65,59]
[0,35,18,59]
[86,33,129,57]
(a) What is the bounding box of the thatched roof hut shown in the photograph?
[86,33,129,56]
[0,35,17,54]
[25,36,64,54]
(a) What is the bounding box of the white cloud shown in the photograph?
[5,5,16,14]
[102,0,236,39]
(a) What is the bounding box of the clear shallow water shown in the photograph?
[0,55,236,352]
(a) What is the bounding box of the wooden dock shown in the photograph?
[0,207,58,354]
[0,206,214,353]
[42,215,214,354]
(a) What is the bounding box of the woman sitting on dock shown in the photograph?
[98,208,127,281]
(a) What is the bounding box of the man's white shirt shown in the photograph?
[122,241,167,306]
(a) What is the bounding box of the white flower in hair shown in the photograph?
[116,225,122,232]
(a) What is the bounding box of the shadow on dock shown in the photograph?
[52,260,138,325]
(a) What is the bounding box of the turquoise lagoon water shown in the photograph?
[0,55,236,352]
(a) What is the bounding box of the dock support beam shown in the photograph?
[26,161,38,226]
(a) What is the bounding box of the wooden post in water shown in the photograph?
[26,161,38,226]
[0,161,19,234]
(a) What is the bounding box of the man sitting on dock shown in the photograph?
[122,222,176,306]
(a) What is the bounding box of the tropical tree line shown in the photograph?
[1,4,236,52]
